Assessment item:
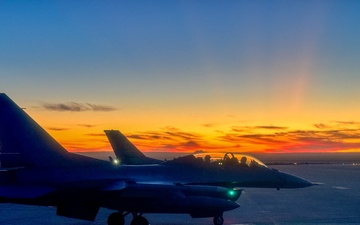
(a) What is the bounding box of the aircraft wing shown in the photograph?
[56,180,130,221]
[0,185,56,199]
[56,180,240,221]
[67,179,241,219]
[0,178,128,221]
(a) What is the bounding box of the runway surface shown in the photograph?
[0,164,359,225]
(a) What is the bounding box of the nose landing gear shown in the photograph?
[213,215,224,225]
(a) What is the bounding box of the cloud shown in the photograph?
[131,130,199,142]
[218,121,360,153]
[220,133,289,146]
[314,123,330,129]
[231,125,287,132]
[127,134,148,140]
[77,124,97,128]
[254,126,288,130]
[231,127,248,133]
[85,133,106,137]
[42,102,117,112]
[123,127,206,152]
[47,127,70,131]
[164,131,199,140]
[181,141,201,148]
[96,121,360,153]
[128,133,173,141]
[314,121,360,130]
[202,123,215,128]
[333,121,360,125]
[194,150,205,154]
[86,104,117,112]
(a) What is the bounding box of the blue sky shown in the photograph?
[1,1,360,153]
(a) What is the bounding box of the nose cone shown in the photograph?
[227,200,241,210]
[282,173,313,188]
[217,199,240,211]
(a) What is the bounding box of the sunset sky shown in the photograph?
[1,1,360,153]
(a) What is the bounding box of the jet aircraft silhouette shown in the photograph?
[104,129,313,189]
[0,94,312,225]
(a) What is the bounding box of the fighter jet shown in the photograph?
[104,130,312,189]
[0,94,312,225]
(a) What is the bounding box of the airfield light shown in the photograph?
[113,159,120,165]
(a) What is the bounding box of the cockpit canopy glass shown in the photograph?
[164,152,267,168]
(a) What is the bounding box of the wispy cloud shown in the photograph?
[181,141,201,148]
[77,124,97,128]
[333,121,360,125]
[220,123,360,153]
[85,133,106,137]
[231,125,287,133]
[42,102,117,112]
[47,127,70,131]
[124,127,205,152]
[66,121,360,153]
[254,126,288,130]
[314,123,330,129]
[202,123,215,128]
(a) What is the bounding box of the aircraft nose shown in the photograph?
[282,173,313,188]
[229,200,241,210]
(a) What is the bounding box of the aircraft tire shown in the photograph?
[213,216,224,225]
[130,216,149,225]
[107,212,125,225]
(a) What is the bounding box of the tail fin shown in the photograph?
[104,130,161,165]
[0,94,103,168]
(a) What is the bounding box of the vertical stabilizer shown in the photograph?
[104,130,161,165]
[0,94,102,168]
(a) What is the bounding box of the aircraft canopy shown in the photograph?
[164,152,267,168]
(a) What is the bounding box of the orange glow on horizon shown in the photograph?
[26,99,360,154]
[46,122,360,154]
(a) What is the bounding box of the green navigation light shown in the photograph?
[228,190,236,197]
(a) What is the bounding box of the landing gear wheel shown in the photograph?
[107,212,125,225]
[130,216,149,225]
[213,215,224,225]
